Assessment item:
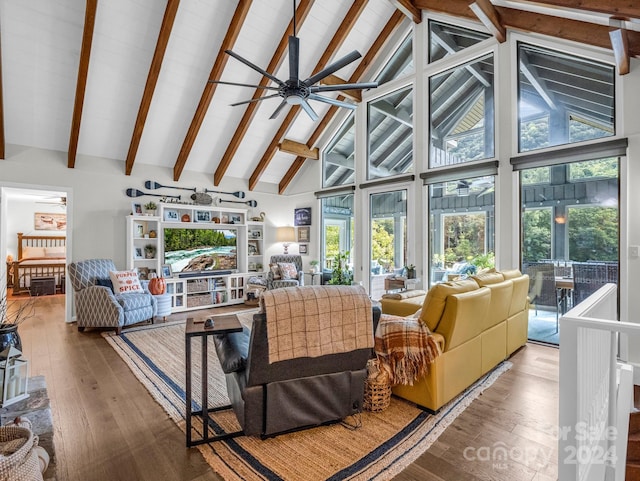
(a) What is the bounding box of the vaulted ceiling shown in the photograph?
[1,0,639,194]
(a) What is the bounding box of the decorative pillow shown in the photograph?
[94,277,114,292]
[109,270,144,294]
[277,262,298,280]
[269,263,281,280]
[22,246,46,259]
[44,246,66,258]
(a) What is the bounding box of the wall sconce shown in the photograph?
[276,226,296,255]
[555,215,566,224]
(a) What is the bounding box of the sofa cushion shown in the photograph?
[472,272,505,286]
[501,269,523,280]
[420,279,479,332]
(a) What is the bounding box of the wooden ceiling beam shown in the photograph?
[469,0,506,43]
[249,0,369,191]
[125,0,180,175]
[0,25,4,160]
[213,0,315,186]
[387,0,422,24]
[68,0,97,169]
[512,0,640,20]
[278,139,319,159]
[278,10,406,195]
[320,75,362,101]
[173,0,252,182]
[610,29,630,75]
[412,0,640,57]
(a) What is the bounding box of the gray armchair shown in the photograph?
[267,255,305,289]
[68,259,157,334]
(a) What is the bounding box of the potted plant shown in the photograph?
[0,286,35,352]
[328,252,353,285]
[309,260,319,273]
[144,244,156,259]
[404,264,416,279]
[144,201,157,216]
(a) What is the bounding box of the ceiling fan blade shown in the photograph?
[225,49,284,87]
[208,80,278,90]
[303,50,362,86]
[288,36,299,84]
[230,93,281,107]
[311,82,378,92]
[300,99,318,122]
[269,99,289,119]
[308,94,357,110]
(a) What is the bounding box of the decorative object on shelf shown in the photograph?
[181,213,191,222]
[144,244,156,259]
[297,226,310,242]
[214,197,258,208]
[137,267,150,280]
[404,264,416,279]
[190,192,213,205]
[212,216,220,223]
[0,346,29,407]
[194,210,211,222]
[161,264,172,278]
[149,230,157,238]
[229,214,242,224]
[250,229,262,238]
[204,188,246,199]
[294,207,311,226]
[164,209,179,221]
[134,247,143,259]
[250,212,266,222]
[131,203,143,215]
[248,240,260,256]
[126,188,181,200]
[276,226,296,255]
[135,224,144,237]
[299,243,308,255]
[143,201,157,216]
[148,273,166,295]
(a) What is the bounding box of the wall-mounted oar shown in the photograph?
[204,188,246,199]
[215,197,257,208]
[145,181,196,192]
[126,188,181,200]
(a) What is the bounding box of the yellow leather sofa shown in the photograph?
[385,269,529,412]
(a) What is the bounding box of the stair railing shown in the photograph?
[559,283,637,481]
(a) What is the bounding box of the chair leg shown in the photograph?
[115,326,122,335]
[77,326,85,332]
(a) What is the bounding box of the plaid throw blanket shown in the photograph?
[261,285,374,363]
[374,314,441,386]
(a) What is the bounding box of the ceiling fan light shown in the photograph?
[286,95,303,105]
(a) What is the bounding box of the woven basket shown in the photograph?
[363,358,391,412]
[0,423,43,481]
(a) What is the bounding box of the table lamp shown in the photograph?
[276,226,296,254]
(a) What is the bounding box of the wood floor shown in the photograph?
[19,295,559,481]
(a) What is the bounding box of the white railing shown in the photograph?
[559,283,637,481]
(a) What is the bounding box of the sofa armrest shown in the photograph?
[297,270,305,286]
[213,327,251,374]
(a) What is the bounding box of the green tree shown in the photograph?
[371,219,394,267]
[568,207,618,261]
[522,209,551,263]
[520,117,549,152]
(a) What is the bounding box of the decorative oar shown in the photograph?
[215,197,257,208]
[145,181,196,192]
[126,188,181,200]
[204,188,246,199]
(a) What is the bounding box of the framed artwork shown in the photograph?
[161,264,173,278]
[294,207,311,226]
[248,240,260,255]
[164,209,179,222]
[195,210,211,223]
[34,212,67,231]
[137,267,150,280]
[134,247,143,259]
[250,230,262,239]
[299,243,309,255]
[131,203,143,216]
[135,224,144,237]
[230,214,242,224]
[221,214,229,224]
[297,226,310,243]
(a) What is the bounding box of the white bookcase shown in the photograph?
[126,203,267,313]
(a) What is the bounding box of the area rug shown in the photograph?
[103,311,512,481]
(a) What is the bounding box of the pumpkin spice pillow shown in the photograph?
[109,270,144,294]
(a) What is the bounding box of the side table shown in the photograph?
[153,293,172,322]
[185,315,243,447]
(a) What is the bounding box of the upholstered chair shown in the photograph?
[68,259,157,334]
[267,255,305,289]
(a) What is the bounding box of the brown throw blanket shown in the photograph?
[261,285,374,363]
[374,314,441,386]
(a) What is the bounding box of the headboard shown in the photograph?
[17,232,66,260]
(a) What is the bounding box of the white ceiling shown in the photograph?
[0,0,398,188]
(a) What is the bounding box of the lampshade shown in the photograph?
[276,226,296,243]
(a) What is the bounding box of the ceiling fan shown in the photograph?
[210,0,378,121]
[37,196,67,207]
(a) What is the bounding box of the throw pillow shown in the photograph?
[44,246,66,258]
[22,246,46,259]
[269,263,281,280]
[94,277,114,292]
[109,270,144,294]
[277,262,298,280]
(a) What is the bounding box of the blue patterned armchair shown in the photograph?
[68,259,157,334]
[267,255,305,289]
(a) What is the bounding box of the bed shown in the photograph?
[10,233,66,295]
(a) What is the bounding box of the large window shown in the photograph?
[517,43,615,153]
[322,113,355,188]
[320,195,354,273]
[428,20,491,63]
[367,86,413,180]
[429,54,495,168]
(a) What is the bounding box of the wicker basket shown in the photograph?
[363,358,391,412]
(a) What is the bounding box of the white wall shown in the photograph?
[0,146,317,274]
